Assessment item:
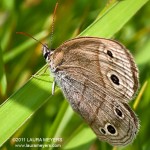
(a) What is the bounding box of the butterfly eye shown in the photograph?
[107,50,113,58]
[44,52,50,60]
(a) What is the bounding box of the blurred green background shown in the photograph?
[0,0,150,150]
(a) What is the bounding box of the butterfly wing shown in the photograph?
[49,37,139,146]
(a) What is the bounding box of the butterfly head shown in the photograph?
[42,45,54,63]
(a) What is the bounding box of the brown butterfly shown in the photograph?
[42,36,139,146]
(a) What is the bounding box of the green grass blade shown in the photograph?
[0,68,54,146]
[133,81,148,110]
[63,124,96,150]
[0,44,7,96]
[0,0,148,148]
[135,39,150,65]
[80,0,149,38]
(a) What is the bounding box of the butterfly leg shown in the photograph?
[52,79,56,95]
[32,65,49,78]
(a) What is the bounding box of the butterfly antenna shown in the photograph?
[16,32,48,49]
[49,2,59,49]
[16,3,59,50]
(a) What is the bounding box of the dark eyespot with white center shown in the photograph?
[110,74,120,85]
[107,124,116,134]
[116,108,123,117]
[99,128,106,135]
[103,123,118,135]
[113,102,124,119]
[107,50,113,58]
[107,71,123,89]
[99,123,118,136]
